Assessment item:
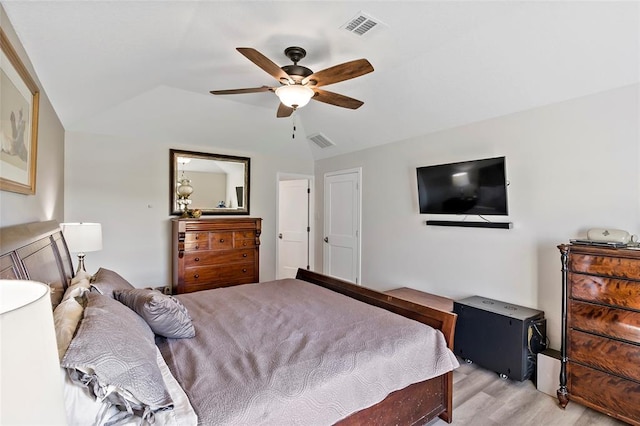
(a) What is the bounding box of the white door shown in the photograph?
[323,169,361,284]
[277,179,311,279]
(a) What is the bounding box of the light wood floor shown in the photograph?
[427,358,627,426]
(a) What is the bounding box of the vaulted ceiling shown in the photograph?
[3,1,638,160]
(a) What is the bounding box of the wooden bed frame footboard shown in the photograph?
[296,269,457,425]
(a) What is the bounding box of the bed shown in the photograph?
[0,220,458,425]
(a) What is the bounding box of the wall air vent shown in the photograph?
[341,11,386,36]
[308,133,336,149]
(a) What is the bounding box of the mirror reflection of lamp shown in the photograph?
[452,172,470,197]
[176,157,194,215]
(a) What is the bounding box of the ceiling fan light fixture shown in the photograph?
[275,84,314,109]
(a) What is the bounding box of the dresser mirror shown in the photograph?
[170,149,250,215]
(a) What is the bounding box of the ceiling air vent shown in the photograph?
[341,11,385,36]
[308,133,335,149]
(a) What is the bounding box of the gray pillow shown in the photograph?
[114,288,195,339]
[90,267,135,298]
[61,292,173,423]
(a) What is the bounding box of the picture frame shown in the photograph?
[0,28,39,195]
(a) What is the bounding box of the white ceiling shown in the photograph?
[3,1,639,161]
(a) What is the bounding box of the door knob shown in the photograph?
[278,233,283,239]
[324,237,329,243]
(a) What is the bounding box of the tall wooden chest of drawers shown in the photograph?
[558,244,640,425]
[172,218,261,294]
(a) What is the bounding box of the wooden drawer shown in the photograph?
[569,329,640,382]
[185,232,208,243]
[210,232,233,250]
[184,232,209,250]
[569,362,640,425]
[179,280,254,293]
[233,237,256,249]
[569,253,640,280]
[183,264,256,287]
[184,249,255,267]
[235,230,256,239]
[569,272,640,310]
[570,300,640,343]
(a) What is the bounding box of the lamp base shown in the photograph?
[76,254,86,274]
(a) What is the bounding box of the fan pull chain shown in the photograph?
[292,114,297,140]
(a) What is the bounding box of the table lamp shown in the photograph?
[0,280,67,425]
[61,222,103,273]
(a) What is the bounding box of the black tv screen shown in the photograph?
[417,156,508,215]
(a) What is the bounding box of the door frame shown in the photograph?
[276,172,315,278]
[323,167,362,284]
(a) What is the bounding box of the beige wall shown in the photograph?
[315,84,640,349]
[0,5,65,227]
[64,131,314,285]
[187,171,226,209]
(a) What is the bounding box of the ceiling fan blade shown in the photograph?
[311,88,364,109]
[237,47,292,84]
[277,103,294,118]
[209,86,272,95]
[302,59,373,87]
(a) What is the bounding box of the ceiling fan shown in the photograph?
[209,46,374,118]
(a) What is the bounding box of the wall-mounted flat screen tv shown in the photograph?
[417,156,508,215]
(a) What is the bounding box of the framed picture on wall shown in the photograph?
[0,28,40,195]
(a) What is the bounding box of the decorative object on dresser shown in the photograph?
[0,279,67,425]
[172,217,261,294]
[558,244,640,425]
[586,228,631,244]
[60,222,103,274]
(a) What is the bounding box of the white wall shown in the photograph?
[64,131,313,286]
[314,84,640,349]
[0,5,65,227]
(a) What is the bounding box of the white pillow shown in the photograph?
[53,276,92,360]
[62,348,198,425]
[63,273,91,303]
[53,297,85,361]
[70,270,93,285]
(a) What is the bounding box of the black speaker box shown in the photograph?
[453,296,546,381]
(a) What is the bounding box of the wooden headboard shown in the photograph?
[0,220,74,308]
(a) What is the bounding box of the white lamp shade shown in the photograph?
[0,280,67,425]
[275,84,314,108]
[61,222,103,253]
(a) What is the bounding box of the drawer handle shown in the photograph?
[219,239,224,243]
[242,268,247,273]
[242,253,247,257]
[195,235,199,240]
[194,274,199,279]
[194,257,200,262]
[195,245,199,250]
[243,242,247,246]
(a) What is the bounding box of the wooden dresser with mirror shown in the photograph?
[557,243,640,425]
[172,218,261,294]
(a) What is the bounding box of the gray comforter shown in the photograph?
[157,278,458,425]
